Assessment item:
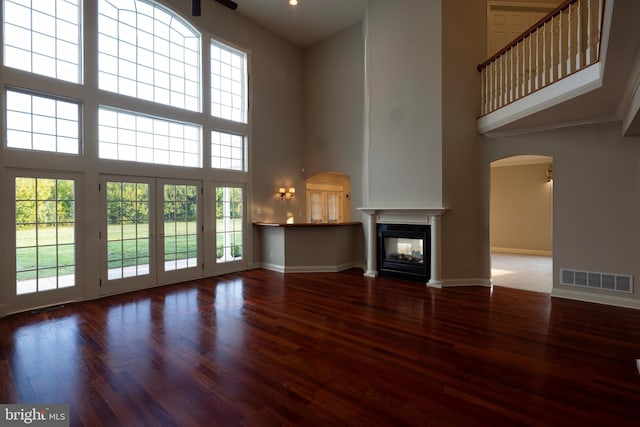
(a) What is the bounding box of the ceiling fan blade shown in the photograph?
[192,0,201,16]
[215,0,238,10]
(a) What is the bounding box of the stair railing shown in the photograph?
[478,0,605,116]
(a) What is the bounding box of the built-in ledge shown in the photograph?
[253,222,364,273]
[358,208,446,287]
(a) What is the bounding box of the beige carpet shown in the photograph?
[491,252,552,293]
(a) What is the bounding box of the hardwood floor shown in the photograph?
[1,269,640,426]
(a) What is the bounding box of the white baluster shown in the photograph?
[558,11,563,79]
[498,55,503,108]
[596,0,602,60]
[586,0,593,63]
[540,22,548,87]
[480,67,485,115]
[492,61,497,112]
[515,42,520,99]
[485,66,490,114]
[576,0,582,69]
[485,65,489,114]
[552,16,557,82]
[504,54,509,105]
[527,35,532,94]
[567,2,572,74]
[522,40,527,96]
[509,49,513,103]
[535,27,540,90]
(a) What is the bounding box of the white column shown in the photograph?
[427,214,442,287]
[362,210,378,278]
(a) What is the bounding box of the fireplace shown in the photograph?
[377,223,430,282]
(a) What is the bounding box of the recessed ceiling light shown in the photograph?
[289,0,298,5]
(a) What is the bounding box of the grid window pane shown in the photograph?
[211,41,247,123]
[98,107,202,167]
[211,130,246,172]
[6,90,80,154]
[163,183,198,271]
[106,181,151,281]
[98,0,201,111]
[216,187,243,263]
[15,177,76,295]
[3,0,81,83]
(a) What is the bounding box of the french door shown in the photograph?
[6,171,84,313]
[100,176,202,295]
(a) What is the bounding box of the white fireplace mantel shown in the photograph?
[357,207,447,287]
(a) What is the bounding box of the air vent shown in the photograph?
[560,268,633,293]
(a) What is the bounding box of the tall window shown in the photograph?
[2,0,82,83]
[5,89,80,154]
[15,176,76,294]
[211,40,247,123]
[216,187,243,263]
[98,107,202,167]
[98,0,201,111]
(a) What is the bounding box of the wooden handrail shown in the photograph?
[478,0,579,71]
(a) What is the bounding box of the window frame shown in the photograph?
[97,105,203,168]
[210,38,248,124]
[2,0,83,83]
[4,87,82,155]
[1,0,253,314]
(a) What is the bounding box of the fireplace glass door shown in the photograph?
[383,237,424,265]
[377,223,430,282]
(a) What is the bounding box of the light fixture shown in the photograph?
[289,0,298,6]
[278,186,295,200]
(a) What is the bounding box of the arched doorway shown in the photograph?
[490,155,553,293]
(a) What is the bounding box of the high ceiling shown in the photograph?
[230,0,367,47]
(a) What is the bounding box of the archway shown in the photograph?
[305,172,350,223]
[490,155,553,293]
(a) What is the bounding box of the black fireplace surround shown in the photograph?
[377,223,431,282]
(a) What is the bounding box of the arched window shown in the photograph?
[98,0,201,111]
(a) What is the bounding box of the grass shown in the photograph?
[16,220,243,280]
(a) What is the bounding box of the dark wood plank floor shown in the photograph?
[1,269,640,426]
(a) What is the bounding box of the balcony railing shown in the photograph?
[478,0,605,116]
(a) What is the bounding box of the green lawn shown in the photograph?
[16,220,243,280]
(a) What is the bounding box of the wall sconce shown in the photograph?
[278,186,295,201]
[546,166,553,182]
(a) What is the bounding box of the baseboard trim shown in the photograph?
[492,247,552,256]
[428,278,493,288]
[552,288,640,310]
[256,262,364,274]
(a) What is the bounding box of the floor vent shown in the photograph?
[560,269,633,293]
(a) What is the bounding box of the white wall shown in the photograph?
[481,122,640,303]
[441,0,488,282]
[364,0,443,208]
[303,24,364,223]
